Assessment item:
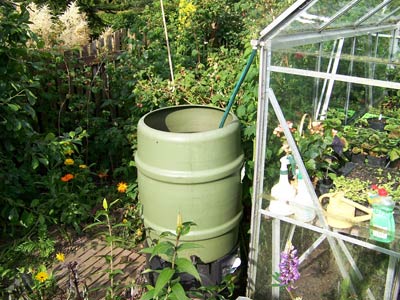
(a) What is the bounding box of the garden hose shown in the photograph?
[219,48,257,128]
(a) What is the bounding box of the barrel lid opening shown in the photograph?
[143,106,235,133]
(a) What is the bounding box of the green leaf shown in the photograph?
[171,282,189,300]
[236,105,246,118]
[31,199,40,208]
[176,242,202,252]
[175,257,201,283]
[31,157,39,170]
[140,289,156,300]
[139,247,155,255]
[83,221,106,230]
[38,158,49,166]
[25,89,37,105]
[149,241,175,261]
[7,103,20,111]
[159,231,176,238]
[20,211,35,228]
[153,267,174,297]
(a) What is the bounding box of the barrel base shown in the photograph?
[146,245,242,289]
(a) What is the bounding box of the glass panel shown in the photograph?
[364,0,400,25]
[253,216,393,299]
[254,217,343,300]
[280,0,400,35]
[281,0,354,34]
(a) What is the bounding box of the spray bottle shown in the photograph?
[292,170,316,223]
[269,155,296,216]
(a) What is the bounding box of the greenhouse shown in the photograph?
[2,0,400,299]
[246,0,400,299]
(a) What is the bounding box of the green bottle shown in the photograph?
[369,189,395,243]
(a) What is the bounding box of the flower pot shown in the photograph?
[367,118,386,131]
[351,153,366,165]
[316,178,334,197]
[367,155,387,168]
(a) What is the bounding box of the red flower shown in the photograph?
[294,52,304,59]
[371,184,378,190]
[378,188,388,197]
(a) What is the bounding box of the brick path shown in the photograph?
[53,237,146,299]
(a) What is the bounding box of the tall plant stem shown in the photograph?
[106,214,115,299]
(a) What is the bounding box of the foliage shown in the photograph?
[332,171,400,204]
[84,198,132,299]
[344,118,400,161]
[271,114,347,183]
[140,216,201,300]
[140,215,236,300]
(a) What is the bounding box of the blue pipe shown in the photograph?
[219,48,257,128]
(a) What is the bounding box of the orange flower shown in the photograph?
[117,182,128,193]
[61,173,74,182]
[98,172,108,179]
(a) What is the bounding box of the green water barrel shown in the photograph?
[135,105,243,263]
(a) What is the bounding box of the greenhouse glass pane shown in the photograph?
[316,0,389,29]
[365,1,400,25]
[281,0,353,34]
[281,0,399,35]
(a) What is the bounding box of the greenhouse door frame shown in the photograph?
[246,35,400,299]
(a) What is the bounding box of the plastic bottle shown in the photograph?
[292,170,316,223]
[369,189,395,243]
[268,155,296,216]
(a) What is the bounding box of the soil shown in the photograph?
[343,161,400,187]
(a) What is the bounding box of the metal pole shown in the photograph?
[345,37,356,124]
[246,39,270,298]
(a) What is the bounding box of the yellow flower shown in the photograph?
[79,164,87,169]
[56,252,65,262]
[178,0,196,29]
[122,218,128,224]
[176,212,183,234]
[64,148,74,155]
[135,228,143,238]
[35,271,49,283]
[117,182,128,193]
[64,158,74,165]
[103,198,108,211]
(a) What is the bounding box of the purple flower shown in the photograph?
[279,244,300,290]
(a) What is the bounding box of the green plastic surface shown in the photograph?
[135,105,244,263]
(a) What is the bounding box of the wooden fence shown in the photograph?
[37,29,137,134]
[62,28,136,64]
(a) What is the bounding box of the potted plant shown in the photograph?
[272,113,347,190]
[343,125,391,167]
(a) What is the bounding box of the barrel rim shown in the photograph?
[139,105,240,136]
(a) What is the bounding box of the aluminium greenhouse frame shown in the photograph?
[247,0,400,299]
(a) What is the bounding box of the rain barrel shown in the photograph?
[135,105,243,263]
